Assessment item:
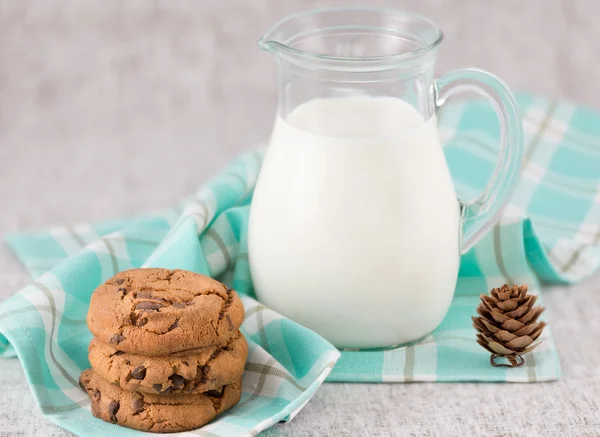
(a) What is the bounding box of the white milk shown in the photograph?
[248,96,460,349]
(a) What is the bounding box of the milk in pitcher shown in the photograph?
[248,96,461,349]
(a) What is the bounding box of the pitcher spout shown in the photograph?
[258,6,442,70]
[258,36,282,54]
[258,13,296,55]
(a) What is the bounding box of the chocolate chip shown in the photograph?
[136,290,153,299]
[205,388,224,398]
[226,314,234,331]
[130,366,146,380]
[118,287,128,295]
[110,334,125,345]
[108,401,120,423]
[153,383,171,395]
[115,278,125,285]
[172,302,187,308]
[111,351,125,357]
[167,320,179,332]
[201,364,211,375]
[137,317,148,327]
[132,398,144,415]
[169,374,185,390]
[93,390,101,401]
[135,301,164,311]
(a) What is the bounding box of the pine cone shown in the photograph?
[472,284,546,367]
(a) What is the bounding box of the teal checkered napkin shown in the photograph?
[1,92,600,436]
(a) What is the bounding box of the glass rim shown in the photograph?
[259,6,444,64]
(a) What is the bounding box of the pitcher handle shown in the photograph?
[435,68,524,254]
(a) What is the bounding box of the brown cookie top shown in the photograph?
[79,369,242,433]
[88,330,247,395]
[87,269,244,356]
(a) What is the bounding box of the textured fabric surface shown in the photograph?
[2,93,600,436]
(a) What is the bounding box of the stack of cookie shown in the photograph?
[79,268,247,433]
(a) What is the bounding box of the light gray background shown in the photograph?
[1,1,599,436]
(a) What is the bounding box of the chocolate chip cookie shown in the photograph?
[87,269,244,356]
[88,330,247,395]
[80,369,242,433]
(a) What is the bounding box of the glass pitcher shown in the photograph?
[248,7,523,350]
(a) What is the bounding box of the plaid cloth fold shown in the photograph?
[1,92,599,436]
